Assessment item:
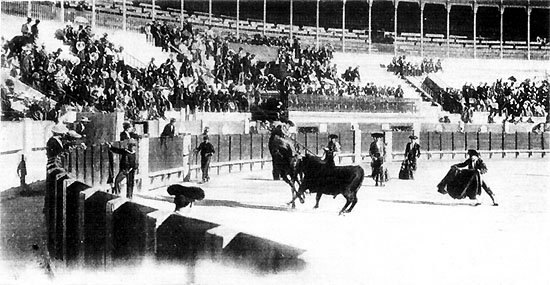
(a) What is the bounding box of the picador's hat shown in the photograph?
[328,134,338,139]
[371,132,384,138]
[409,135,418,140]
[467,149,480,157]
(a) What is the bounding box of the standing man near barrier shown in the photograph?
[46,124,70,170]
[194,135,215,183]
[369,132,387,186]
[120,121,140,141]
[161,118,177,138]
[403,135,421,179]
[107,140,137,198]
[17,154,27,189]
[323,134,341,167]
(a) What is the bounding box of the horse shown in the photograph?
[3,35,34,60]
[268,125,304,208]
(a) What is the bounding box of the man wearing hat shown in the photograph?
[404,135,421,179]
[160,118,177,138]
[194,135,215,183]
[323,134,341,167]
[46,124,70,169]
[120,121,140,141]
[107,140,137,198]
[74,116,90,138]
[369,132,387,186]
[437,149,498,206]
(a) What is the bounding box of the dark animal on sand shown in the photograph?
[295,154,365,215]
[167,184,205,211]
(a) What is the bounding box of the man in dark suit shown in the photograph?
[404,135,421,178]
[120,121,140,141]
[107,140,137,198]
[74,116,90,139]
[160,118,177,138]
[194,136,215,183]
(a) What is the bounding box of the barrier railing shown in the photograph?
[390,131,550,160]
[289,95,417,113]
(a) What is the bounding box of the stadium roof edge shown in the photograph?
[319,0,550,8]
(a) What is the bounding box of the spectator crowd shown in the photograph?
[387,55,442,77]
[434,77,548,123]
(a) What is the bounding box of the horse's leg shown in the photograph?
[282,174,298,207]
[313,192,322,209]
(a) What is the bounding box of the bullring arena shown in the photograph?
[0,0,549,284]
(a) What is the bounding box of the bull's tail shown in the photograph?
[350,166,365,195]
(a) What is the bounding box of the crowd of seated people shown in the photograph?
[434,77,548,123]
[387,55,442,77]
[2,17,415,121]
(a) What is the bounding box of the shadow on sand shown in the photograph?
[379,199,478,207]
[196,199,293,212]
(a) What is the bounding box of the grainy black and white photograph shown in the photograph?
[0,0,549,284]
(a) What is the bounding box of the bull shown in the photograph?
[295,154,365,215]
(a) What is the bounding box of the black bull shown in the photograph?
[293,154,365,215]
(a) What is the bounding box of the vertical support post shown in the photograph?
[209,0,212,27]
[489,132,493,158]
[138,138,150,192]
[476,131,480,151]
[152,0,156,21]
[528,132,532,157]
[99,144,103,184]
[27,0,31,18]
[250,134,253,171]
[394,1,398,55]
[239,134,243,171]
[439,133,443,159]
[316,0,320,49]
[451,132,455,159]
[60,0,65,23]
[368,0,373,54]
[427,132,431,159]
[385,131,393,163]
[263,0,267,36]
[541,133,545,158]
[446,4,451,58]
[290,0,294,39]
[527,7,531,60]
[236,0,240,38]
[515,131,518,158]
[420,2,424,57]
[260,134,264,169]
[464,132,468,158]
[500,5,504,59]
[501,131,505,158]
[184,0,189,28]
[123,0,127,31]
[91,0,97,30]
[228,136,232,173]
[473,3,477,59]
[342,0,346,53]
[354,129,362,163]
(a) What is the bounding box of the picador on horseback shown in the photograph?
[268,122,304,208]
